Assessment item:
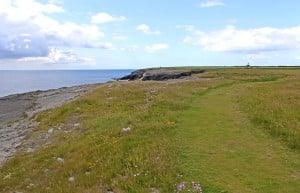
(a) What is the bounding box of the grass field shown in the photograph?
[0,68,299,193]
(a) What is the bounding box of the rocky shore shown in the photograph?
[0,68,207,166]
[0,84,100,165]
[119,68,206,81]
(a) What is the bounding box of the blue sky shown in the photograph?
[0,0,300,69]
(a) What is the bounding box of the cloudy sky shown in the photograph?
[1,0,300,69]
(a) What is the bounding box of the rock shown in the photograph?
[191,69,206,74]
[119,68,206,81]
[26,147,35,153]
[14,142,22,148]
[141,70,191,81]
[57,157,64,163]
[150,188,160,193]
[106,189,115,193]
[68,176,75,182]
[119,69,147,80]
[0,84,100,166]
[44,134,50,139]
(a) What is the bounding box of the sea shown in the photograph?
[0,70,134,97]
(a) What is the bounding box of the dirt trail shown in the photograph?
[0,84,100,166]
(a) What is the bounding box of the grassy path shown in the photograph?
[176,82,300,193]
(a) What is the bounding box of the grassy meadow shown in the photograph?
[0,68,299,193]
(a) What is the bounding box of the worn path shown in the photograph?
[176,82,300,192]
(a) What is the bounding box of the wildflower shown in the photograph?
[192,182,203,193]
[122,127,131,132]
[177,182,185,192]
[26,183,35,189]
[166,121,176,126]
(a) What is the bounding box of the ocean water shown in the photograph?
[0,70,133,97]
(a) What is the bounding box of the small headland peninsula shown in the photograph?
[118,67,206,81]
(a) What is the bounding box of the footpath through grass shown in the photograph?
[175,82,299,192]
[0,68,299,192]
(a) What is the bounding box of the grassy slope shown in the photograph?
[0,68,299,193]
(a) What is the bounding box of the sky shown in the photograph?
[0,0,300,69]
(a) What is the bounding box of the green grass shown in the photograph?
[0,68,299,193]
[237,75,300,149]
[176,81,299,193]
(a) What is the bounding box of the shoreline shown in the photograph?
[0,68,204,166]
[0,69,134,98]
[0,83,102,124]
[0,83,102,165]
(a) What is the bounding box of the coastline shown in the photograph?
[0,83,101,165]
[0,67,204,166]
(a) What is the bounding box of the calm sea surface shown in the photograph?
[0,70,133,97]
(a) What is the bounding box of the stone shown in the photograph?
[68,176,75,182]
[26,147,35,153]
[106,189,115,193]
[57,157,64,163]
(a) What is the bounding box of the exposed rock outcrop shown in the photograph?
[119,68,205,81]
[0,84,100,166]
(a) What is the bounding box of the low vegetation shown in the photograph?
[0,68,299,193]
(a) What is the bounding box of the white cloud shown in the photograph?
[0,0,64,22]
[200,0,225,8]
[91,12,126,24]
[183,25,300,53]
[17,48,96,65]
[145,44,169,53]
[137,24,161,35]
[0,0,107,60]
